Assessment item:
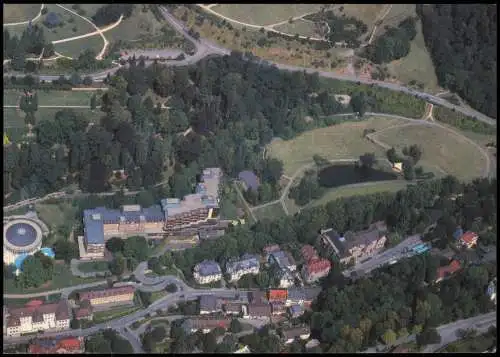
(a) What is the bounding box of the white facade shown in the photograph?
[279,271,295,288]
[193,262,223,285]
[227,264,259,282]
[6,313,70,337]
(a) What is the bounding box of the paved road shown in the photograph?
[361,311,497,353]
[4,6,495,127]
[3,289,246,346]
[117,326,144,353]
[343,234,423,278]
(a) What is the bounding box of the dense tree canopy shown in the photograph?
[418,4,497,119]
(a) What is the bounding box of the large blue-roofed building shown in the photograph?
[80,168,224,260]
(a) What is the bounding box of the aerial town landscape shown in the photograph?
[3,3,497,354]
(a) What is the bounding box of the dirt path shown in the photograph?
[366,4,393,45]
[3,4,45,27]
[197,4,327,41]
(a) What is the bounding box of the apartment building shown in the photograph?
[78,286,135,307]
[319,221,387,265]
[162,168,223,235]
[194,260,222,284]
[29,336,85,354]
[199,295,222,315]
[80,168,224,259]
[5,300,70,337]
[226,254,260,282]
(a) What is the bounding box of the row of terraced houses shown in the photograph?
[79,168,225,260]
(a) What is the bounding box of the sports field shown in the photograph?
[267,117,405,176]
[372,123,489,180]
[212,4,325,26]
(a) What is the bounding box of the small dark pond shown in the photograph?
[318,164,398,188]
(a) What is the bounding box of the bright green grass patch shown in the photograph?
[93,305,141,323]
[4,89,96,106]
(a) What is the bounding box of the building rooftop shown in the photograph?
[29,336,84,354]
[282,326,311,340]
[161,167,222,219]
[270,250,296,270]
[300,245,318,262]
[238,171,260,191]
[7,300,69,328]
[5,221,39,247]
[78,285,135,301]
[436,260,461,281]
[248,290,267,304]
[460,231,478,244]
[226,254,260,274]
[287,287,322,302]
[199,295,220,312]
[305,258,332,274]
[195,260,222,277]
[324,221,387,257]
[247,303,271,317]
[183,318,231,332]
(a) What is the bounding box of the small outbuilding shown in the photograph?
[238,170,260,191]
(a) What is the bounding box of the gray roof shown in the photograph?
[269,251,295,269]
[226,254,260,274]
[287,287,321,302]
[282,326,310,339]
[238,171,260,191]
[325,222,386,258]
[5,222,38,247]
[161,168,222,219]
[199,295,220,311]
[83,205,164,244]
[195,260,222,276]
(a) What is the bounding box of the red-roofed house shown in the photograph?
[78,285,135,307]
[74,306,93,320]
[435,260,462,283]
[268,289,288,302]
[459,231,479,249]
[302,258,332,283]
[301,245,318,263]
[29,336,85,354]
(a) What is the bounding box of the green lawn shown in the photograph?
[252,202,287,221]
[442,331,497,353]
[93,305,140,323]
[3,263,104,295]
[42,4,96,44]
[36,201,79,232]
[212,4,324,26]
[77,260,110,273]
[53,35,105,59]
[3,4,41,23]
[304,181,410,209]
[4,89,97,106]
[274,19,319,37]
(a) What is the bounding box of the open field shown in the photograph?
[3,263,102,294]
[375,4,416,37]
[4,89,96,106]
[54,35,104,58]
[385,10,438,92]
[3,4,41,23]
[36,201,78,232]
[253,202,286,221]
[4,107,100,129]
[305,181,410,209]
[372,124,488,181]
[174,5,352,72]
[267,117,406,176]
[211,4,325,26]
[335,4,388,38]
[274,19,319,38]
[42,4,96,43]
[105,6,186,50]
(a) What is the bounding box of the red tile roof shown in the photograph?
[29,337,84,354]
[301,245,318,262]
[306,258,331,274]
[269,289,288,301]
[74,307,93,319]
[436,260,461,281]
[79,285,135,301]
[460,231,478,245]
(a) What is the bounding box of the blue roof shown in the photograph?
[83,205,165,244]
[238,171,260,191]
[453,227,463,240]
[5,222,38,247]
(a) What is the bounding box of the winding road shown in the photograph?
[4,6,496,127]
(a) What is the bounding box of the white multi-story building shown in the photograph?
[5,300,70,337]
[193,260,222,284]
[225,254,260,282]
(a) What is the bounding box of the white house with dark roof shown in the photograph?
[194,260,222,284]
[225,254,260,282]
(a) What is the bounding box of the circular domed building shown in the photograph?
[3,218,44,266]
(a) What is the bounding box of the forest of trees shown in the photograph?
[3,25,54,71]
[4,53,428,203]
[417,4,497,119]
[363,16,417,64]
[91,4,135,27]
